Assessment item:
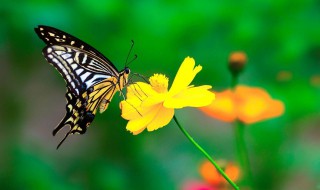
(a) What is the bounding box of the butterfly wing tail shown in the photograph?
[56,130,72,149]
[52,111,74,149]
[52,89,93,149]
[53,111,93,149]
[53,88,78,137]
[52,113,71,136]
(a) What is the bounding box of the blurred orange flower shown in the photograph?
[182,160,239,190]
[199,160,240,186]
[199,85,284,124]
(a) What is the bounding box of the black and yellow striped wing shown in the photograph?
[35,25,130,149]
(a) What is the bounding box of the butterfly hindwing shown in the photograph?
[53,88,95,149]
[53,78,119,149]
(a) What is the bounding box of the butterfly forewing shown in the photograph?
[35,25,118,73]
[43,45,115,95]
[35,25,130,149]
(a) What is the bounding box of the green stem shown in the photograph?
[173,115,239,190]
[234,121,253,186]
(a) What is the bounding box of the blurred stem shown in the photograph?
[234,121,253,187]
[173,115,239,190]
[230,73,253,187]
[231,73,239,89]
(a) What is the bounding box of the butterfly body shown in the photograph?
[35,25,130,148]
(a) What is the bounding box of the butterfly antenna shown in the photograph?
[125,40,135,67]
[127,54,137,67]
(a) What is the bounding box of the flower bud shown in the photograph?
[228,51,247,77]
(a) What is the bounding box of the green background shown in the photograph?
[1,0,320,189]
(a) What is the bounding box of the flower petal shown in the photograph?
[120,97,143,120]
[164,85,215,108]
[236,86,285,124]
[199,89,237,122]
[126,118,149,135]
[168,57,202,97]
[126,82,158,99]
[125,104,161,135]
[146,106,174,131]
[121,94,159,120]
[121,82,163,120]
[142,93,166,107]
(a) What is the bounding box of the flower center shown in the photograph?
[149,74,169,93]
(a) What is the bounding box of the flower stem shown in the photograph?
[173,115,239,190]
[234,121,253,187]
[230,71,253,188]
[231,74,239,89]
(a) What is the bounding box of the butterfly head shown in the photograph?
[124,67,130,74]
[118,67,131,90]
[123,67,130,81]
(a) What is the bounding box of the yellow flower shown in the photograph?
[120,57,215,135]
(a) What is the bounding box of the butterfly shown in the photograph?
[35,25,131,149]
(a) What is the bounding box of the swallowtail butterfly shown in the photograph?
[35,25,131,149]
